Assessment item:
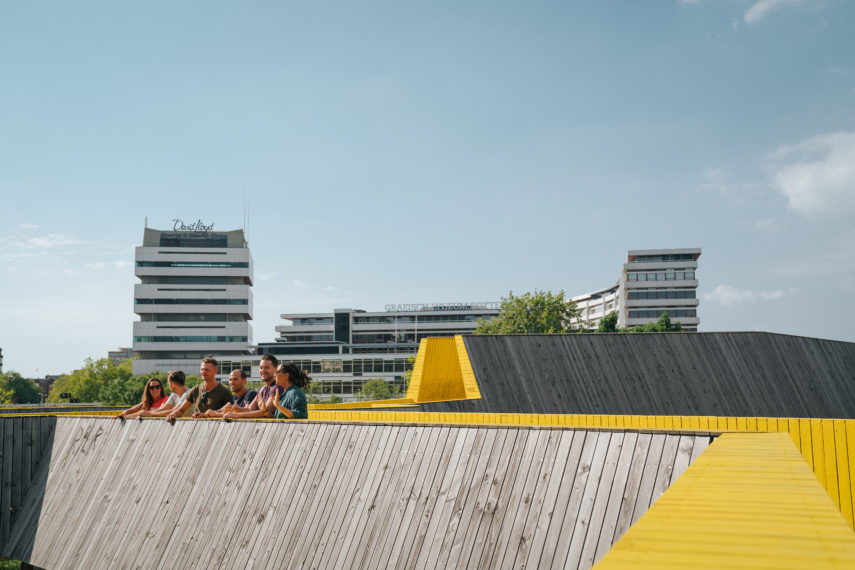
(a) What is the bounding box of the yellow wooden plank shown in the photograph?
[823,420,840,511]
[811,418,825,485]
[800,419,813,468]
[736,417,748,431]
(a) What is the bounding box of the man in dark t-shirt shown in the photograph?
[165,358,232,422]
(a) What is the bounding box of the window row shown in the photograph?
[632,254,695,263]
[626,270,695,282]
[628,290,696,300]
[628,309,697,319]
[134,336,249,343]
[136,261,249,268]
[280,334,335,343]
[134,298,248,305]
[352,332,460,344]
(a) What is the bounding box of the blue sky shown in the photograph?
[1,0,854,376]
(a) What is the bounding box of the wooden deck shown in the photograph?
[2,416,708,569]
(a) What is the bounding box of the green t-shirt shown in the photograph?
[184,382,232,414]
[274,385,308,420]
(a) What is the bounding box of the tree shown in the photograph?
[474,290,581,334]
[47,356,206,405]
[631,311,683,333]
[0,371,41,404]
[357,379,402,401]
[597,311,619,333]
[48,357,118,403]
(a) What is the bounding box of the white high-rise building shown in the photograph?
[573,248,701,331]
[132,222,253,375]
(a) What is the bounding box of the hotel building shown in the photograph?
[573,247,701,331]
[131,223,254,376]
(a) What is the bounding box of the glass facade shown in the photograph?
[134,336,249,342]
[134,298,248,305]
[136,261,249,268]
[633,253,696,262]
[628,309,697,319]
[626,270,695,282]
[628,289,696,300]
[158,233,229,247]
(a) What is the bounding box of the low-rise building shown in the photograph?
[217,302,500,398]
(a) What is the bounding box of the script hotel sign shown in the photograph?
[173,219,215,232]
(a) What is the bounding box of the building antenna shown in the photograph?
[145,216,148,229]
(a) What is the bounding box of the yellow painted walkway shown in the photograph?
[595,432,855,568]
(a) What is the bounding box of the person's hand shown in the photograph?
[166,412,177,424]
[222,403,233,412]
[138,410,151,418]
[223,412,235,421]
[192,411,203,418]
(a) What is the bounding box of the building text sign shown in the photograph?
[384,302,500,312]
[173,219,215,232]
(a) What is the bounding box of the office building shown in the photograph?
[217,302,499,397]
[132,222,254,376]
[573,247,701,330]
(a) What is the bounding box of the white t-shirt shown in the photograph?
[166,391,193,416]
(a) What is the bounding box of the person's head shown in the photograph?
[275,362,310,389]
[141,377,164,409]
[259,354,278,384]
[167,370,186,391]
[228,369,247,394]
[200,357,218,383]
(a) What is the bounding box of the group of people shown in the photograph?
[115,355,309,422]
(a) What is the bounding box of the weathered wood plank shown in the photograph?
[561,430,614,570]
[630,433,666,526]
[535,429,588,569]
[519,430,576,570]
[437,428,503,570]
[418,427,484,570]
[309,421,381,569]
[611,431,653,545]
[498,429,560,570]
[296,420,370,567]
[293,423,359,569]
[355,425,419,569]
[592,431,639,565]
[412,426,479,570]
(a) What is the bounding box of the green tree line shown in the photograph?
[475,289,684,335]
[46,358,200,405]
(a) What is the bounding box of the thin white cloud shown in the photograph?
[703,284,796,307]
[324,286,339,292]
[85,262,107,269]
[17,223,40,229]
[292,280,308,287]
[113,260,132,269]
[27,233,83,249]
[744,0,802,24]
[770,131,855,216]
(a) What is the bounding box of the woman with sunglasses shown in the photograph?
[115,378,169,419]
[266,362,309,420]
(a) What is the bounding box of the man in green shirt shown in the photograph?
[165,358,232,422]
